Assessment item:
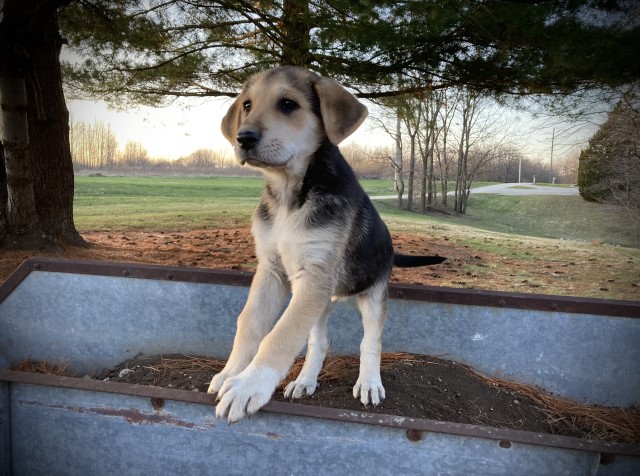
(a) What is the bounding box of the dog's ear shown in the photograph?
[313,76,368,145]
[221,97,242,144]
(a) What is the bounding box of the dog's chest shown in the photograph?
[253,205,338,275]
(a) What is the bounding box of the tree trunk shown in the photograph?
[0,0,82,249]
[0,74,40,240]
[440,176,448,207]
[0,143,6,240]
[419,168,427,214]
[457,122,472,215]
[419,135,427,214]
[406,132,416,211]
[427,146,435,207]
[439,146,449,207]
[27,10,84,245]
[281,0,311,67]
[393,114,404,208]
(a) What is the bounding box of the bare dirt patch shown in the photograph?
[1,227,637,300]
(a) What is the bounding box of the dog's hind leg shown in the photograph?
[283,300,335,399]
[353,281,388,406]
[207,263,288,395]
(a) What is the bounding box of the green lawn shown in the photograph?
[463,194,637,247]
[74,176,263,230]
[74,176,399,231]
[74,176,638,248]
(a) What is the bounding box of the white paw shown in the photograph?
[207,370,232,395]
[353,376,385,406]
[208,358,252,395]
[215,365,280,422]
[283,378,319,399]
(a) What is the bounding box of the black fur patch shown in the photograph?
[289,140,395,295]
[256,200,272,224]
[341,196,394,295]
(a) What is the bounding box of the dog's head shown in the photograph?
[221,66,368,170]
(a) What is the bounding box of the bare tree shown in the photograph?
[452,90,517,214]
[367,101,406,207]
[416,89,445,213]
[435,91,458,207]
[453,89,478,214]
[393,114,404,208]
[70,118,118,169]
[340,143,392,179]
[120,140,149,166]
[554,151,580,184]
[402,100,421,211]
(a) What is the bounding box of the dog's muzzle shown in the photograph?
[236,130,261,166]
[237,130,260,150]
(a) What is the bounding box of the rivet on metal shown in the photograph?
[600,453,615,465]
[406,429,423,442]
[151,398,165,411]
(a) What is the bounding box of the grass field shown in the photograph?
[74,176,402,231]
[74,176,261,230]
[74,175,638,248]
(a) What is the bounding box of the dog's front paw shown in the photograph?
[207,369,237,395]
[353,376,385,407]
[283,377,319,399]
[215,365,280,422]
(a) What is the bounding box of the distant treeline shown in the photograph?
[70,119,577,184]
[70,118,259,176]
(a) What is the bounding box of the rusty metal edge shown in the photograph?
[1,369,638,458]
[2,257,639,318]
[0,259,31,304]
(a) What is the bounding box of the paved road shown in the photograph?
[468,183,579,196]
[370,183,579,200]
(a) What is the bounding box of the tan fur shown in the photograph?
[208,67,388,423]
[221,68,367,163]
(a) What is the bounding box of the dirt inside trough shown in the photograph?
[87,353,640,444]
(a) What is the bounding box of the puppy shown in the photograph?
[208,66,445,422]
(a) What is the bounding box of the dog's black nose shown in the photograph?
[237,130,260,150]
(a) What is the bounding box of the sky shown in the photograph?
[67,96,412,160]
[67,94,597,164]
[68,97,234,159]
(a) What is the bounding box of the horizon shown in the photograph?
[67,96,597,166]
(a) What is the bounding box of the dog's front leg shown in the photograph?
[207,263,288,395]
[215,275,333,422]
[283,300,334,399]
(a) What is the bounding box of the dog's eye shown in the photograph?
[278,98,299,114]
[242,100,251,113]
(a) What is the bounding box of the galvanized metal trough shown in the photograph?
[0,257,638,475]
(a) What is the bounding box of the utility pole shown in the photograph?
[550,127,555,184]
[518,155,522,183]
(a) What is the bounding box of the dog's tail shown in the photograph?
[393,254,446,267]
